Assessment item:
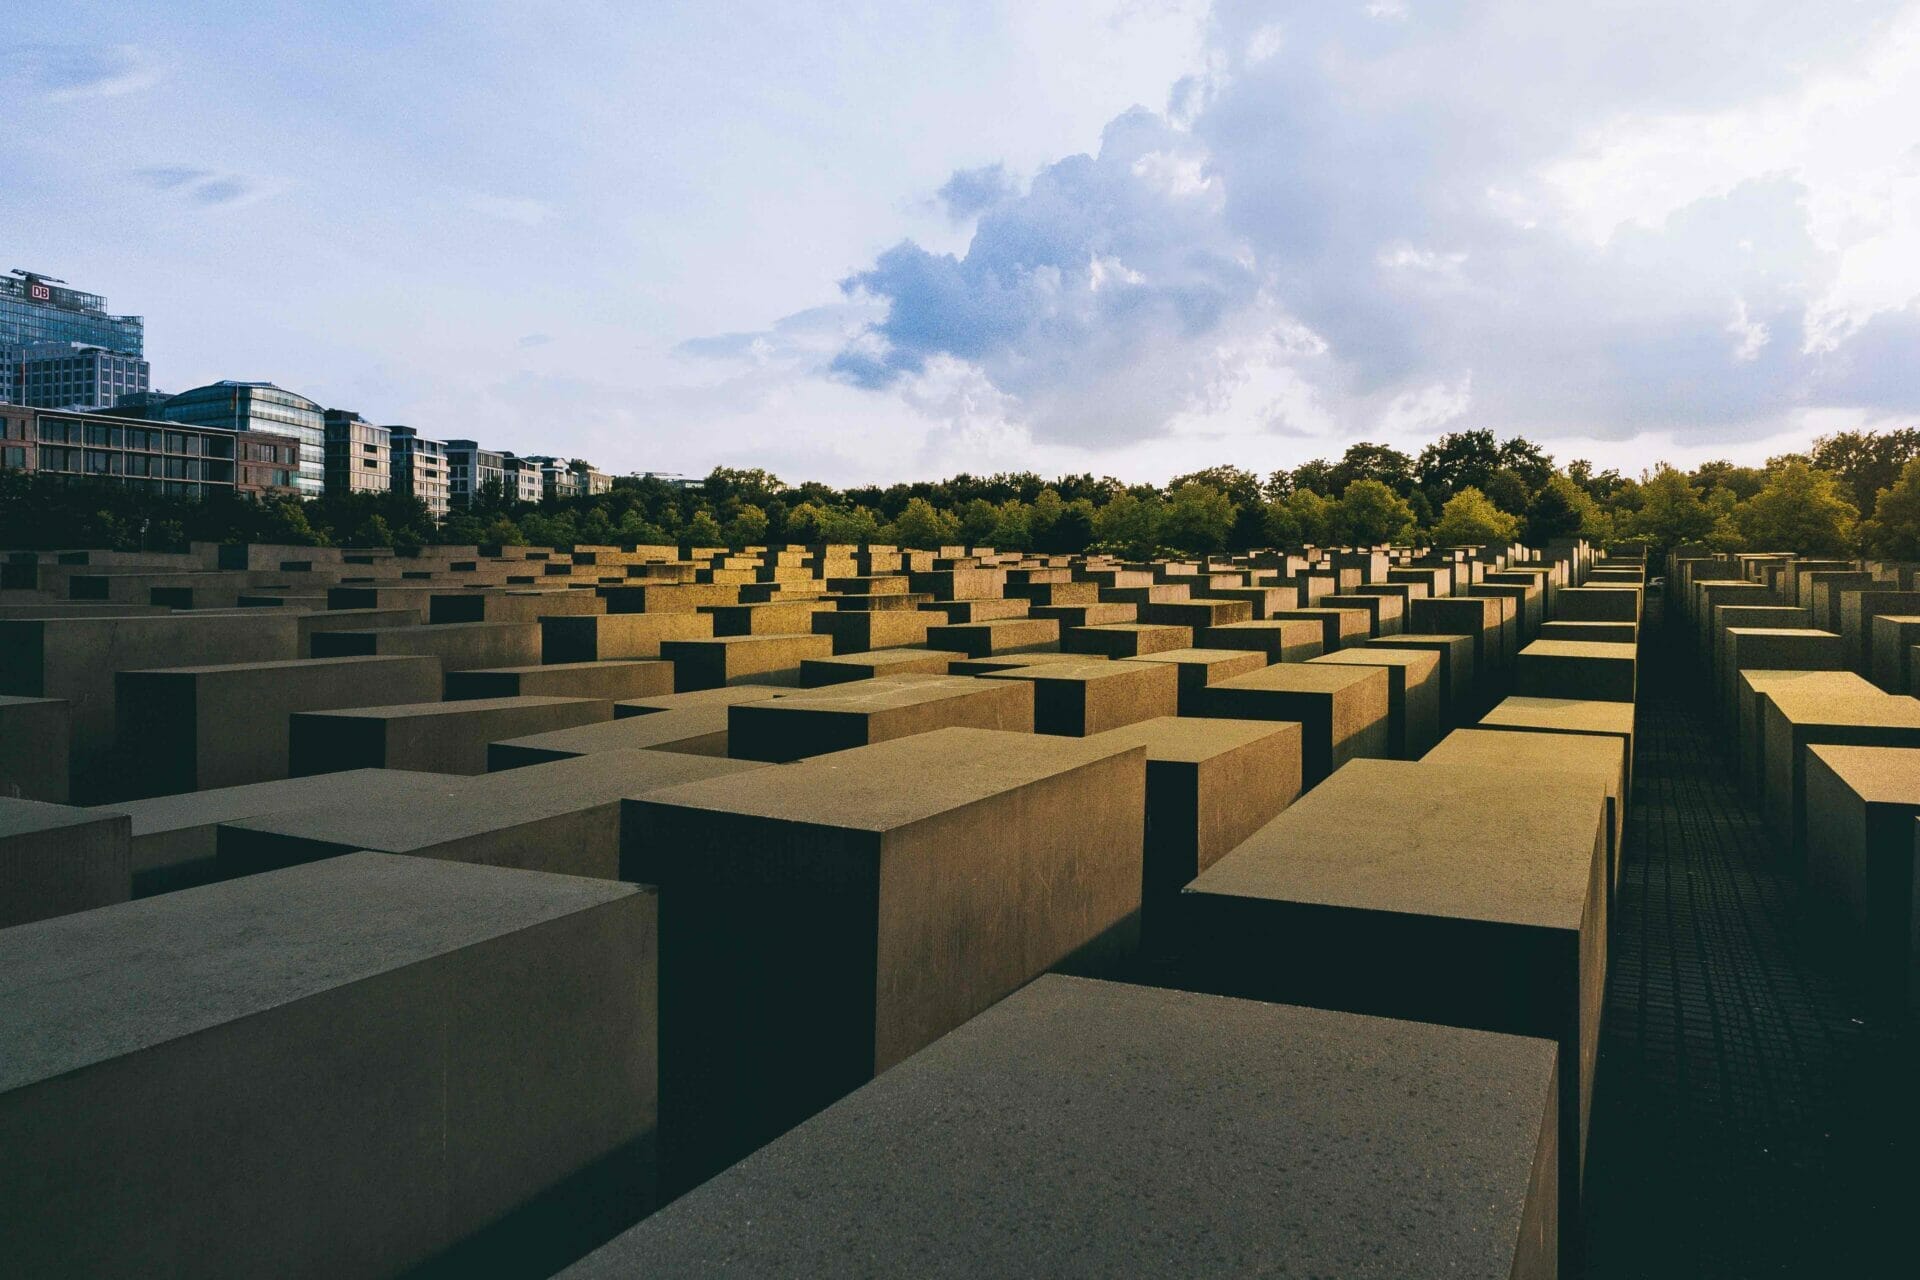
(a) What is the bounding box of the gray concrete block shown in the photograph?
[115,655,441,797]
[558,976,1557,1280]
[729,676,1034,761]
[0,798,129,926]
[444,660,674,702]
[0,853,655,1279]
[290,695,613,775]
[0,695,69,802]
[627,727,1146,1189]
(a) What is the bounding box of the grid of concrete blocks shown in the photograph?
[0,532,1675,1277]
[1673,547,1920,1042]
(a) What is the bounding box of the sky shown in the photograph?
[7,1,1920,486]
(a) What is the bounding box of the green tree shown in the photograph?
[724,503,769,547]
[1283,488,1334,545]
[1430,486,1519,545]
[955,498,999,547]
[887,497,958,549]
[1482,467,1532,515]
[1094,491,1164,557]
[1331,478,1416,545]
[1736,462,1857,555]
[1048,498,1096,553]
[1416,429,1502,504]
[683,510,725,546]
[1863,458,1920,559]
[988,499,1033,550]
[1628,466,1716,550]
[1811,428,1920,513]
[1524,475,1592,543]
[1329,443,1417,497]
[1160,483,1238,553]
[818,504,881,544]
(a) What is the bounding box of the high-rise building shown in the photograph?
[5,342,151,409]
[160,381,326,498]
[389,425,450,520]
[321,409,392,496]
[443,439,505,508]
[1,270,144,355]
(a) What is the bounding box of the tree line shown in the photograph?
[4,427,1919,560]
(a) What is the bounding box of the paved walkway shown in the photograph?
[1583,613,1919,1276]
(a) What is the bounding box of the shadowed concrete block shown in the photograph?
[1423,727,1627,896]
[428,590,606,625]
[115,656,441,797]
[101,768,457,896]
[800,649,967,686]
[1363,633,1477,727]
[1306,647,1441,758]
[1085,716,1301,935]
[1206,584,1300,618]
[729,677,1035,761]
[626,727,1146,1189]
[1,799,129,926]
[1720,629,1845,727]
[810,608,933,654]
[702,599,833,637]
[1762,690,1920,861]
[0,696,69,802]
[947,651,1104,675]
[1803,744,1920,1006]
[1540,621,1638,645]
[1468,584,1540,641]
[224,749,763,880]
[297,607,419,657]
[1195,618,1325,664]
[1320,592,1404,637]
[1190,663,1391,787]
[541,611,716,663]
[1264,607,1370,653]
[979,660,1179,736]
[1139,598,1255,630]
[0,613,299,802]
[660,633,836,690]
[444,660,673,702]
[0,853,655,1279]
[1062,622,1193,658]
[1737,670,1878,798]
[1558,586,1641,623]
[1178,758,1606,1257]
[491,706,744,765]
[558,976,1558,1280]
[311,620,542,675]
[1517,640,1637,703]
[922,598,1031,623]
[1028,602,1139,629]
[1123,647,1268,712]
[1869,615,1920,693]
[1411,597,1506,678]
[1841,589,1920,676]
[325,584,436,613]
[291,695,612,776]
[615,685,792,714]
[924,617,1061,658]
[1479,696,1636,801]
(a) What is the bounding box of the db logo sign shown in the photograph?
[28,283,51,302]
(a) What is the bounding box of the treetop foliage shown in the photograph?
[5,427,1917,560]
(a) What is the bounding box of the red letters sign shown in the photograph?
[28,283,52,302]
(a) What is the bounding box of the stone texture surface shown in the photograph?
[560,976,1557,1280]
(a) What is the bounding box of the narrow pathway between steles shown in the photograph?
[1582,611,1920,1277]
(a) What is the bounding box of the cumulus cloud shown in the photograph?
[769,0,1920,465]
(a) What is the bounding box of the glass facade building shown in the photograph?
[0,274,144,355]
[160,381,326,497]
[444,439,505,509]
[7,342,151,409]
